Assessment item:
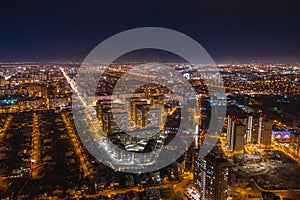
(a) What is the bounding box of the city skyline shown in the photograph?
[0,61,299,199]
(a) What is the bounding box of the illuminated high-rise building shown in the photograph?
[289,129,300,157]
[0,75,5,87]
[194,153,229,200]
[257,114,272,147]
[239,115,259,144]
[226,116,232,145]
[227,115,246,153]
[129,98,149,126]
[239,113,272,147]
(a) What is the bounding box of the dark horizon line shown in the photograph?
[1,59,300,65]
[1,52,300,65]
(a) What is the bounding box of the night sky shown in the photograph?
[0,0,300,63]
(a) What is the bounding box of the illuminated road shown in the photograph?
[0,115,12,139]
[273,141,300,166]
[251,179,300,199]
[31,113,41,179]
[0,118,10,191]
[79,171,193,199]
[61,112,91,178]
[60,67,87,107]
[0,116,16,188]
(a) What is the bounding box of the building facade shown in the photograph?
[194,154,229,200]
